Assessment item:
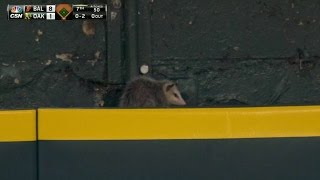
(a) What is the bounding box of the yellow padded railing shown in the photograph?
[0,110,36,142]
[38,106,320,140]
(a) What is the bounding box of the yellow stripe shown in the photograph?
[38,106,320,140]
[0,110,36,142]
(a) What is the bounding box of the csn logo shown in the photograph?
[10,6,23,13]
[9,6,23,19]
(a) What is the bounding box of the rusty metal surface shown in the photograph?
[150,0,320,59]
[148,0,320,107]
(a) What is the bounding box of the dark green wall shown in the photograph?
[0,142,37,180]
[39,138,320,180]
[1,0,320,108]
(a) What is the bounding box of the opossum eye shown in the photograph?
[174,93,179,98]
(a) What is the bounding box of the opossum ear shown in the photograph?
[165,83,175,92]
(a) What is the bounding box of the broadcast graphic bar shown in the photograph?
[7,4,107,20]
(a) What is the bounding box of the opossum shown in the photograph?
[119,76,186,107]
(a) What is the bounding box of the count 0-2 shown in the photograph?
[75,13,86,18]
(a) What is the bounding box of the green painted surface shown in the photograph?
[39,138,320,180]
[0,142,36,180]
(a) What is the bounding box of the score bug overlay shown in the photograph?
[7,4,107,20]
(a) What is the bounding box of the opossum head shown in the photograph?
[163,82,186,106]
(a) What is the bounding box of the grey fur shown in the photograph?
[119,76,173,107]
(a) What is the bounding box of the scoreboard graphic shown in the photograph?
[7,4,107,20]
